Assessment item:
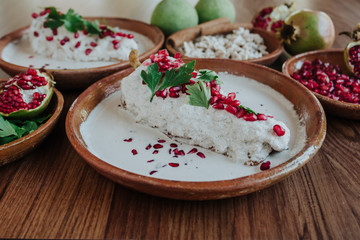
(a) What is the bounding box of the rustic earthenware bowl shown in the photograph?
[66,58,326,200]
[0,80,64,166]
[0,17,164,89]
[283,49,360,119]
[166,18,283,66]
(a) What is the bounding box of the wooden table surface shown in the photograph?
[0,0,359,239]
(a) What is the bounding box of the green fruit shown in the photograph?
[0,69,55,119]
[195,0,236,23]
[151,0,199,36]
[280,9,335,55]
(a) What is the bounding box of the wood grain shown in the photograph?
[0,0,359,239]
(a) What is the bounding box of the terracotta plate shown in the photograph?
[66,59,326,200]
[282,49,360,119]
[166,18,283,66]
[0,80,64,166]
[0,17,164,90]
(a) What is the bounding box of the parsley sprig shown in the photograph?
[197,70,223,85]
[186,81,211,109]
[0,114,51,145]
[44,7,101,34]
[141,61,195,102]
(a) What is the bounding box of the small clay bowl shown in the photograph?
[282,49,360,119]
[166,18,283,66]
[0,80,64,166]
[0,17,164,90]
[66,59,326,200]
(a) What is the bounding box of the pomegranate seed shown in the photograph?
[149,170,157,175]
[131,149,138,155]
[90,42,97,47]
[187,148,198,154]
[31,13,38,19]
[260,161,271,170]
[74,32,79,38]
[33,31,39,37]
[243,113,257,121]
[123,138,132,142]
[75,41,81,48]
[225,105,238,115]
[196,152,206,158]
[228,92,236,100]
[85,48,92,55]
[52,28,58,35]
[155,89,168,99]
[46,36,53,41]
[145,144,152,150]
[169,163,179,167]
[178,150,185,156]
[273,124,285,136]
[212,103,224,110]
[174,53,181,59]
[127,34,134,39]
[256,114,267,120]
[158,139,166,143]
[169,92,180,98]
[170,143,178,148]
[153,144,163,149]
[153,150,159,154]
[236,108,246,118]
[147,159,155,163]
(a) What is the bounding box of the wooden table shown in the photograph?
[0,0,359,239]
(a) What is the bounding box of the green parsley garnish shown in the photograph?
[186,81,211,109]
[0,114,51,145]
[141,61,195,102]
[197,70,223,85]
[44,7,101,34]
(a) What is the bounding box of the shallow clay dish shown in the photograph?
[166,18,283,66]
[283,49,360,119]
[0,80,64,166]
[66,59,326,200]
[0,17,164,89]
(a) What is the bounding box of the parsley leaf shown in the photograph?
[84,19,101,34]
[158,60,195,91]
[63,9,84,33]
[186,81,211,109]
[0,115,18,138]
[197,69,223,85]
[141,63,163,102]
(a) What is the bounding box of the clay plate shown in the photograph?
[166,18,283,66]
[0,80,64,166]
[66,59,326,200]
[282,49,360,119]
[0,17,164,90]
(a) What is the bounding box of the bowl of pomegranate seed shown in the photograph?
[165,18,283,66]
[283,49,360,119]
[0,75,64,166]
[0,7,164,90]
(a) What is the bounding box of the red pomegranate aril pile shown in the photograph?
[260,161,271,170]
[348,45,360,78]
[291,58,360,104]
[252,7,273,30]
[0,69,49,114]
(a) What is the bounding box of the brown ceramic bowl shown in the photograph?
[166,18,283,66]
[0,80,64,166]
[0,17,164,90]
[66,59,326,200]
[282,49,360,119]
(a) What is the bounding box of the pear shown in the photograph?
[196,0,236,23]
[151,0,199,36]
